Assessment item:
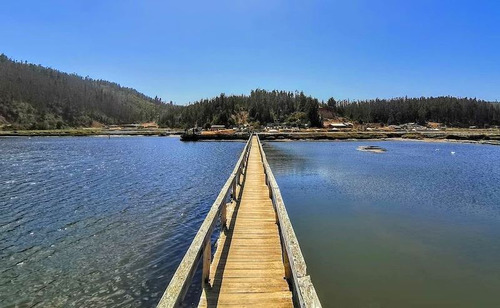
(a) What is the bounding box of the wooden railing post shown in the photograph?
[221,202,227,230]
[282,240,292,280]
[232,176,237,201]
[202,238,211,285]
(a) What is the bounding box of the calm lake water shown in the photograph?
[263,140,500,308]
[0,136,244,307]
[2,137,500,307]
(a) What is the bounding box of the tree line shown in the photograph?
[159,89,322,128]
[1,53,499,129]
[0,54,322,129]
[326,96,500,127]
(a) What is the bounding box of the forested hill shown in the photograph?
[160,92,500,128]
[0,54,173,129]
[1,53,499,129]
[0,54,322,129]
[333,96,500,127]
[158,89,322,128]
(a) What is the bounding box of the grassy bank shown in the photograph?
[2,129,499,145]
[0,128,183,137]
[258,130,500,145]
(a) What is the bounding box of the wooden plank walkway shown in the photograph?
[156,134,320,308]
[199,136,293,307]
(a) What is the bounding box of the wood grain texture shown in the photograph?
[158,135,320,308]
[198,136,293,308]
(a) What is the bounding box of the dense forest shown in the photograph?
[328,96,500,127]
[159,89,322,128]
[0,54,175,129]
[1,54,499,129]
[0,54,321,129]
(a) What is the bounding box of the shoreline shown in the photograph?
[1,129,499,145]
[257,131,500,146]
[265,137,500,146]
[0,129,183,137]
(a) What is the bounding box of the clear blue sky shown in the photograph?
[1,0,499,103]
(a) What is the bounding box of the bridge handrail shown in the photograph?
[256,134,322,308]
[156,134,253,308]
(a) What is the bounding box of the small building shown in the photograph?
[210,124,226,131]
[330,123,347,128]
[328,122,353,129]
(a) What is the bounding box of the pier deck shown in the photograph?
[198,136,292,307]
[157,135,320,308]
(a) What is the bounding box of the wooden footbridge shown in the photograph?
[157,135,321,308]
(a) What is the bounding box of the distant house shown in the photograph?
[329,123,347,128]
[329,122,353,129]
[210,124,226,131]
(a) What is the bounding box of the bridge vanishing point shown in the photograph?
[157,135,321,308]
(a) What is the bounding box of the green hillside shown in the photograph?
[1,54,499,130]
[0,54,169,129]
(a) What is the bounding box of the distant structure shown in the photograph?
[328,122,353,131]
[210,124,226,131]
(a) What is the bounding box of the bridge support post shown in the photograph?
[202,238,211,285]
[232,176,238,201]
[221,203,227,230]
[282,245,292,280]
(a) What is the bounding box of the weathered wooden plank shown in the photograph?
[209,285,289,293]
[204,291,292,300]
[220,262,286,270]
[199,303,292,308]
[216,255,283,262]
[297,275,322,308]
[201,239,211,284]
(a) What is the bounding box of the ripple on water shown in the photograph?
[0,137,244,307]
[264,140,500,308]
